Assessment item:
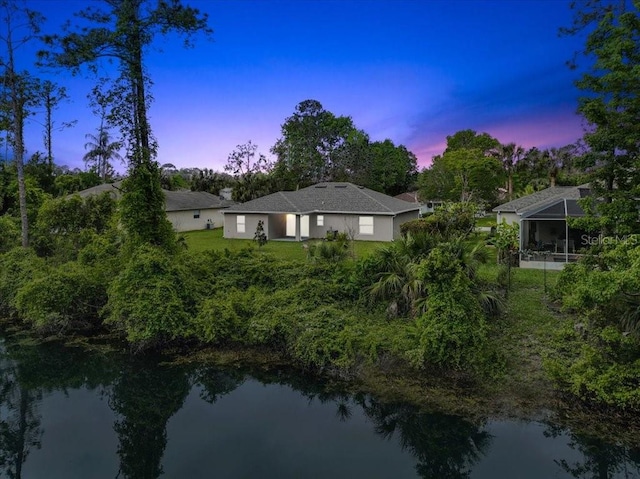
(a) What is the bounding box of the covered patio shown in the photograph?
[519,198,590,270]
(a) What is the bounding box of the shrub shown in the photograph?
[15,261,107,332]
[192,288,254,344]
[400,202,477,240]
[549,237,640,409]
[0,248,47,316]
[105,245,198,350]
[406,246,493,374]
[0,216,20,253]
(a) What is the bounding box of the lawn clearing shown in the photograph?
[180,228,386,260]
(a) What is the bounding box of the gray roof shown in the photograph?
[75,181,234,211]
[493,184,591,216]
[224,182,420,215]
[164,190,233,212]
[75,181,124,199]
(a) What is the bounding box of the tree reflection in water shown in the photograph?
[109,359,190,479]
[1,335,639,479]
[545,423,640,479]
[0,347,42,479]
[359,399,492,479]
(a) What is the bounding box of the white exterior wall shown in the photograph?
[167,208,225,232]
[496,212,519,225]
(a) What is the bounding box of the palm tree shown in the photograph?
[367,234,432,318]
[83,129,123,181]
[493,142,524,201]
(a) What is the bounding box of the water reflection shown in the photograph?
[361,400,491,478]
[0,336,638,479]
[110,361,190,479]
[545,423,640,479]
[0,354,42,479]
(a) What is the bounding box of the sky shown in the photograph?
[17,0,589,172]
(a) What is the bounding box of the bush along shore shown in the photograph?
[1,196,639,442]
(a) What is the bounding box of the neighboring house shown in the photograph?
[76,181,234,232]
[493,184,592,270]
[164,190,234,232]
[394,191,444,216]
[223,182,420,242]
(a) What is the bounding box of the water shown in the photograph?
[1,338,638,479]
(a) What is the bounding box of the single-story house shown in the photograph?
[164,190,234,232]
[76,181,234,232]
[223,182,420,242]
[493,184,592,270]
[394,191,444,216]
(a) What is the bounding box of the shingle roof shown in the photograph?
[394,191,419,203]
[493,184,591,215]
[163,190,234,211]
[75,181,234,211]
[75,181,124,199]
[224,182,419,215]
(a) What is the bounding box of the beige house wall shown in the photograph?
[223,213,269,239]
[167,208,225,232]
[393,210,420,239]
[311,214,395,241]
[224,210,418,242]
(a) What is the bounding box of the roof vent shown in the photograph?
[315,185,327,188]
[335,185,347,189]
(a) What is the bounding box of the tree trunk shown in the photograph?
[7,33,29,247]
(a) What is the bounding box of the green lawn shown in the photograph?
[476,213,497,228]
[180,228,387,260]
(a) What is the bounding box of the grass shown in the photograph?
[479,262,568,412]
[180,227,387,260]
[476,213,497,228]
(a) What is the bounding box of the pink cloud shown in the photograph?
[409,109,585,169]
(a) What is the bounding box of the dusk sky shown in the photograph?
[20,0,588,172]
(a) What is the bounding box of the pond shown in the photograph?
[1,336,638,479]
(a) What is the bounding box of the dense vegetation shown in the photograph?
[0,197,503,382]
[0,0,638,421]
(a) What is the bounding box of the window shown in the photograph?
[359,216,374,235]
[317,215,324,227]
[237,215,245,233]
[193,210,200,219]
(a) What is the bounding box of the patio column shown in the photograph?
[295,214,301,242]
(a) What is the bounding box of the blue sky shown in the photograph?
[20,0,588,171]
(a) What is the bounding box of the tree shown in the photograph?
[224,140,270,177]
[224,141,274,202]
[83,129,122,181]
[562,0,640,235]
[38,80,74,175]
[418,130,502,205]
[444,129,500,155]
[253,219,267,247]
[0,0,44,247]
[417,155,457,202]
[271,99,367,188]
[440,148,503,204]
[189,169,232,195]
[492,142,524,200]
[367,139,418,196]
[43,0,211,248]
